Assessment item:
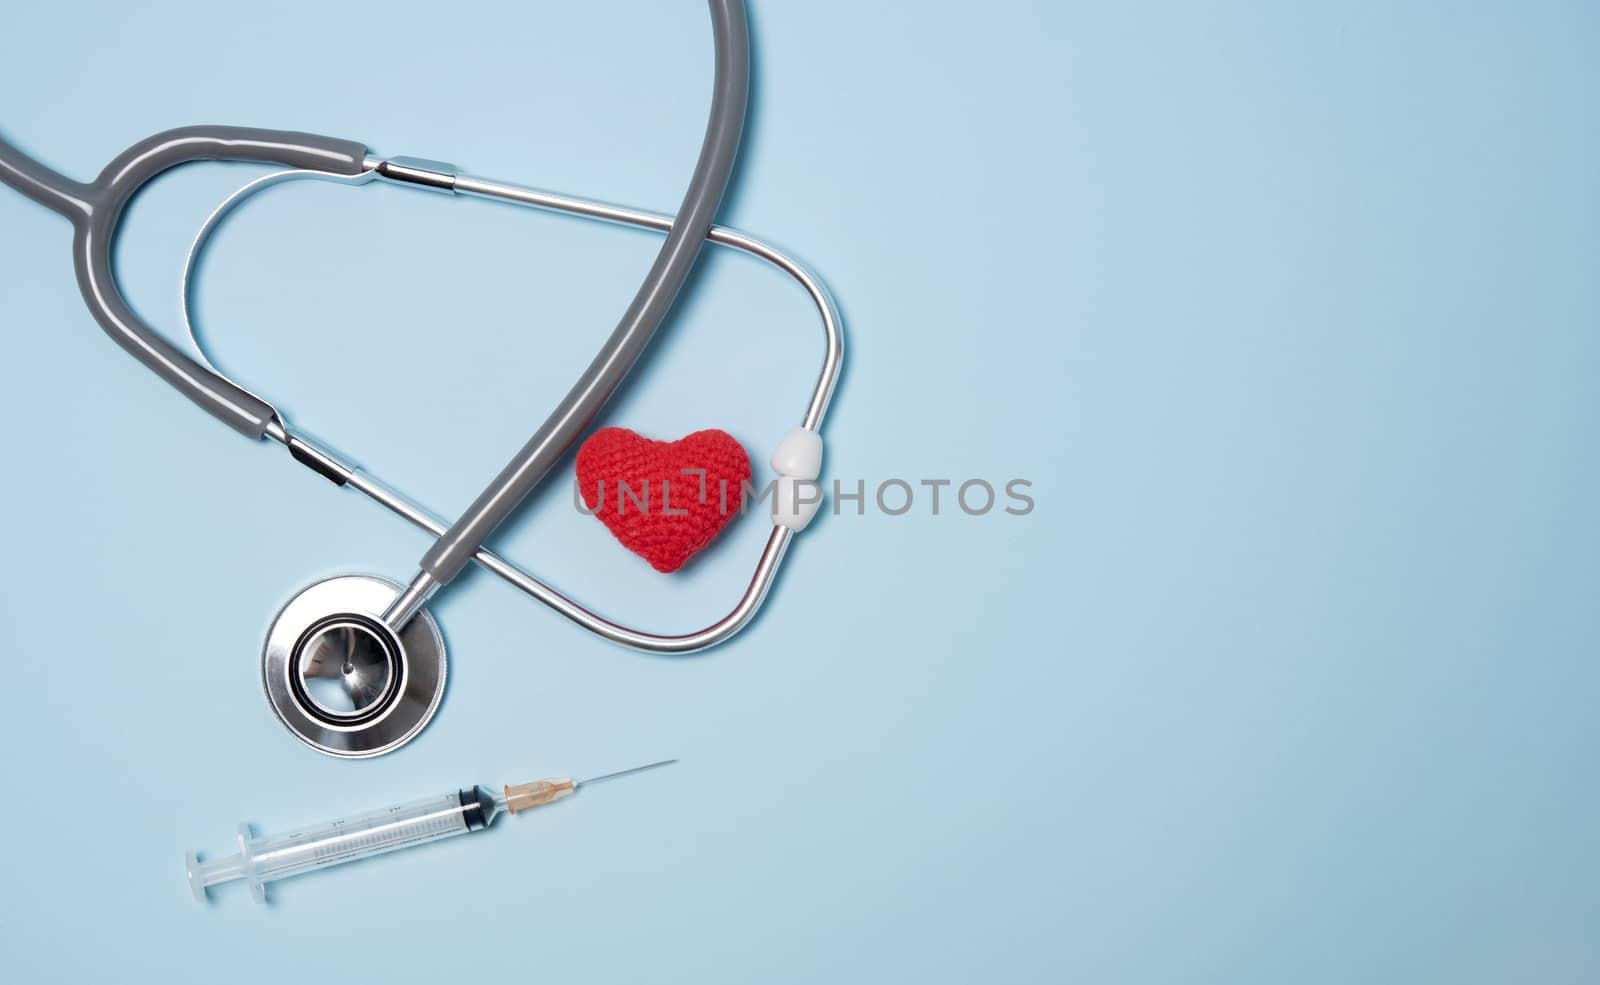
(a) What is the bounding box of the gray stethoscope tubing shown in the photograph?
[394,0,754,625]
[180,162,842,654]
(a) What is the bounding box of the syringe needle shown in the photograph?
[502,760,677,814]
[579,759,678,786]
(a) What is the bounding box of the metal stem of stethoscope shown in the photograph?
[184,156,843,654]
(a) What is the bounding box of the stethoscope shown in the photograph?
[0,0,841,757]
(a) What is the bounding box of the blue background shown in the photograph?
[1,1,1596,981]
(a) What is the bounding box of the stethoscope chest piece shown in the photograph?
[262,575,446,758]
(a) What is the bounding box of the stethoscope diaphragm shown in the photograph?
[261,575,446,758]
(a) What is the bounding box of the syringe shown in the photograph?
[186,760,674,903]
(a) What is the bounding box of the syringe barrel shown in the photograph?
[246,791,473,887]
[192,787,497,902]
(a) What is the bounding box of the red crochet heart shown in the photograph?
[575,428,751,573]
